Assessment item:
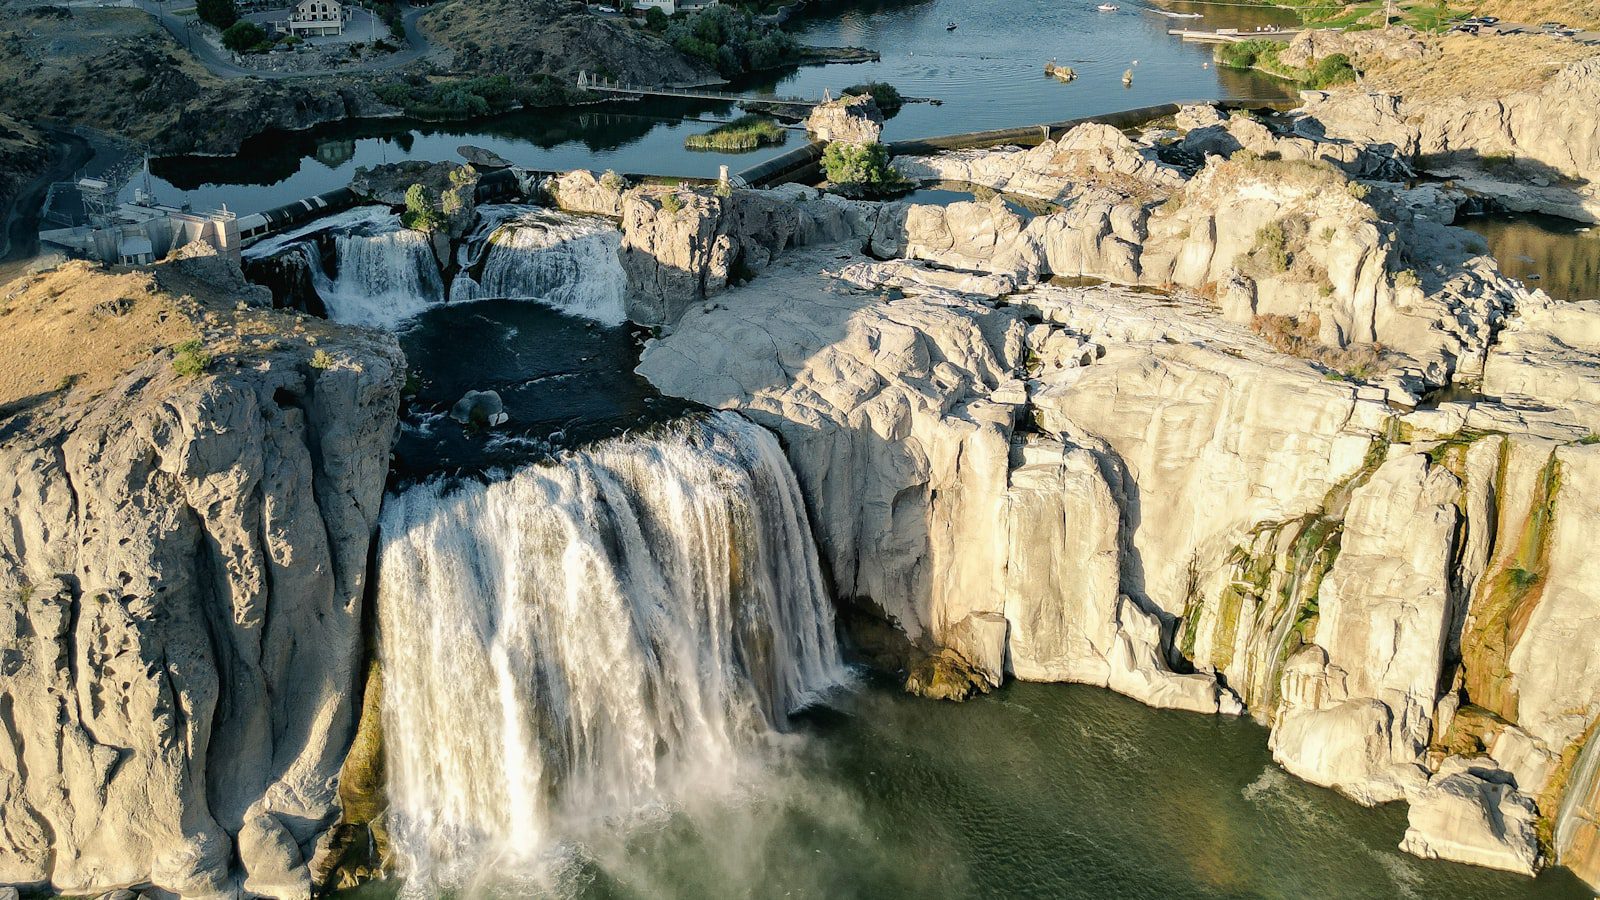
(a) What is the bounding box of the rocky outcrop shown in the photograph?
[0,260,404,896]
[895,122,1183,205]
[618,184,859,324]
[422,0,715,86]
[1174,105,1411,180]
[1401,757,1542,875]
[806,93,885,144]
[1296,56,1600,220]
[547,169,628,218]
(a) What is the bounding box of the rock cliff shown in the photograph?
[0,255,403,896]
[628,103,1600,881]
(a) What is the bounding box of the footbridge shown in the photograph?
[576,73,827,108]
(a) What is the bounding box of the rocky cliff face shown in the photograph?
[0,255,403,896]
[614,184,860,324]
[629,99,1600,881]
[1298,55,1600,221]
[423,0,715,86]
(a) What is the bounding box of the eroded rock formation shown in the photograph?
[0,257,403,896]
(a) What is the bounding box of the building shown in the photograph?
[285,0,349,37]
[38,184,244,266]
[632,0,717,15]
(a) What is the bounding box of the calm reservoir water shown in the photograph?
[1458,212,1600,303]
[338,680,1592,899]
[135,0,1296,214]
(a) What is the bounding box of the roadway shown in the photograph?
[136,0,439,80]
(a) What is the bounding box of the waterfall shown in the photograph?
[375,412,847,890]
[450,206,627,324]
[314,226,444,328]
[243,206,445,329]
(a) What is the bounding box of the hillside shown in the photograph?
[422,0,716,85]
[0,6,389,154]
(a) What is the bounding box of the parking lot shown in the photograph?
[1451,16,1600,46]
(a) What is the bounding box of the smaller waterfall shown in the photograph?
[450,206,627,324]
[243,206,445,329]
[377,413,847,891]
[315,227,444,328]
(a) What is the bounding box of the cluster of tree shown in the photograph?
[649,5,799,77]
[375,74,573,120]
[222,20,271,52]
[197,0,238,29]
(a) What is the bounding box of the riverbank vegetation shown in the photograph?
[374,74,575,120]
[843,82,905,117]
[684,116,787,151]
[649,4,801,77]
[1215,40,1358,88]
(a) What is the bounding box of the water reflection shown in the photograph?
[134,0,1298,214]
[1459,212,1600,303]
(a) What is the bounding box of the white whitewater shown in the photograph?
[449,206,627,324]
[314,225,445,329]
[244,205,445,329]
[375,412,847,891]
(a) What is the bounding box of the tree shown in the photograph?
[821,142,901,194]
[644,6,668,31]
[222,21,266,53]
[196,0,239,29]
[402,183,444,231]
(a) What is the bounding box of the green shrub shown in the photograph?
[311,349,335,370]
[1251,222,1290,274]
[1580,433,1600,446]
[1308,53,1357,89]
[1345,181,1371,200]
[172,339,211,377]
[665,5,798,77]
[222,21,267,53]
[821,142,903,195]
[843,82,905,117]
[402,183,444,231]
[1395,269,1421,290]
[644,5,668,30]
[660,193,684,214]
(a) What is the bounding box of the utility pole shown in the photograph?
[1385,0,1397,30]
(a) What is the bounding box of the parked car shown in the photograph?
[1450,23,1480,34]
[1541,22,1568,30]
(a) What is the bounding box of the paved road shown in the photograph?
[137,0,438,80]
[1472,20,1600,46]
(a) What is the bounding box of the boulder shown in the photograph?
[1400,758,1541,876]
[806,93,884,144]
[457,144,513,169]
[450,389,508,427]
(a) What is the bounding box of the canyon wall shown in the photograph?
[0,256,403,896]
[633,108,1600,882]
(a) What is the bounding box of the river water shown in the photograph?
[135,0,1295,214]
[339,679,1592,899]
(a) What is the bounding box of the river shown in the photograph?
[337,678,1592,899]
[132,0,1296,214]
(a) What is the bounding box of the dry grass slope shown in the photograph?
[1469,1,1600,31]
[1357,33,1599,98]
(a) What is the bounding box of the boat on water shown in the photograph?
[1156,9,1202,18]
[1097,3,1119,11]
[946,20,958,30]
